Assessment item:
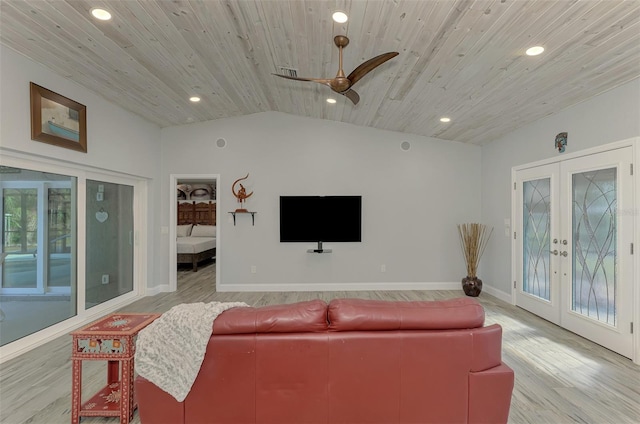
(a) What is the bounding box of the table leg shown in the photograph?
[71,359,82,424]
[120,358,135,423]
[107,360,119,384]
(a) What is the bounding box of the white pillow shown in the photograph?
[176,224,193,237]
[191,225,216,237]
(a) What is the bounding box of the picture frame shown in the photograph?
[30,82,87,152]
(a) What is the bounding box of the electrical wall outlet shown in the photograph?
[101,274,109,284]
[380,264,386,273]
[250,265,256,274]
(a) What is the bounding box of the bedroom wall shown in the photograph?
[480,78,640,299]
[0,44,162,298]
[159,112,482,291]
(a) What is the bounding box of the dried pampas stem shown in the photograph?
[457,223,493,278]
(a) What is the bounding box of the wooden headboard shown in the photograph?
[177,201,216,225]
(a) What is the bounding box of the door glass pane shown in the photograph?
[572,168,616,326]
[523,178,551,301]
[48,188,72,287]
[2,188,38,289]
[0,169,77,347]
[85,180,134,309]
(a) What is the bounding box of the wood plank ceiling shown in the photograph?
[1,0,639,145]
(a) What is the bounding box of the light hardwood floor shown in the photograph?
[1,261,639,424]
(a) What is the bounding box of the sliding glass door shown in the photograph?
[85,179,134,309]
[0,170,77,346]
[0,164,140,349]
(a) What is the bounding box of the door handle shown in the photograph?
[550,250,558,255]
[560,251,568,257]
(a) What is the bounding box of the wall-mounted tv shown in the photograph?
[279,196,362,246]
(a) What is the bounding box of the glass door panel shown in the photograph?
[2,188,38,290]
[572,168,617,326]
[85,180,134,309]
[47,188,73,289]
[523,178,551,301]
[0,170,77,347]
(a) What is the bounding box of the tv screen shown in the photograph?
[280,196,362,243]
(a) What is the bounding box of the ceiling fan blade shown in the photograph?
[346,52,399,86]
[341,89,360,105]
[272,74,333,89]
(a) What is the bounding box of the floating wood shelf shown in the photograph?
[228,211,257,226]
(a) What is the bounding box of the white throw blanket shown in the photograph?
[135,301,249,402]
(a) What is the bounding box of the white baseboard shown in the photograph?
[216,281,461,292]
[146,284,171,296]
[481,284,512,303]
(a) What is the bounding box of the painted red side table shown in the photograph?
[70,312,160,424]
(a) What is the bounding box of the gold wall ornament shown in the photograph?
[231,173,254,212]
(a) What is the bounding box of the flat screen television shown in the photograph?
[280,196,362,248]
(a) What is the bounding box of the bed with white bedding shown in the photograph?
[176,224,216,272]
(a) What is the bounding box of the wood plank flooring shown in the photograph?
[1,261,639,423]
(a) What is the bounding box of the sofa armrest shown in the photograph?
[468,363,515,424]
[470,324,504,372]
[135,375,184,424]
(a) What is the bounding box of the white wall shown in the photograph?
[481,78,640,298]
[160,112,481,291]
[0,45,162,296]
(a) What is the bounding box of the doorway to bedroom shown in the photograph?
[170,174,219,292]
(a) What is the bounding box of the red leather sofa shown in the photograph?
[135,297,514,423]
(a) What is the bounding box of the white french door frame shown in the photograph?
[512,163,560,323]
[511,138,639,365]
[559,150,634,356]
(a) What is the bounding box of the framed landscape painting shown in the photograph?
[30,82,87,152]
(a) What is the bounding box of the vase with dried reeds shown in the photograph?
[457,223,493,297]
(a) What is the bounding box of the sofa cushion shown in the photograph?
[213,299,328,334]
[328,297,484,331]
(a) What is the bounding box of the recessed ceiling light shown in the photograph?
[326,98,337,104]
[189,96,201,103]
[332,11,348,23]
[90,8,112,21]
[526,46,545,56]
[440,117,451,123]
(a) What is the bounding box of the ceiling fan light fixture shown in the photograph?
[189,96,201,103]
[272,35,398,106]
[526,46,545,56]
[440,117,451,123]
[326,98,337,104]
[90,8,112,21]
[332,11,348,23]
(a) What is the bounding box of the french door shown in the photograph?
[515,147,634,358]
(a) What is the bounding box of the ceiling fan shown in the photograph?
[273,35,399,105]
